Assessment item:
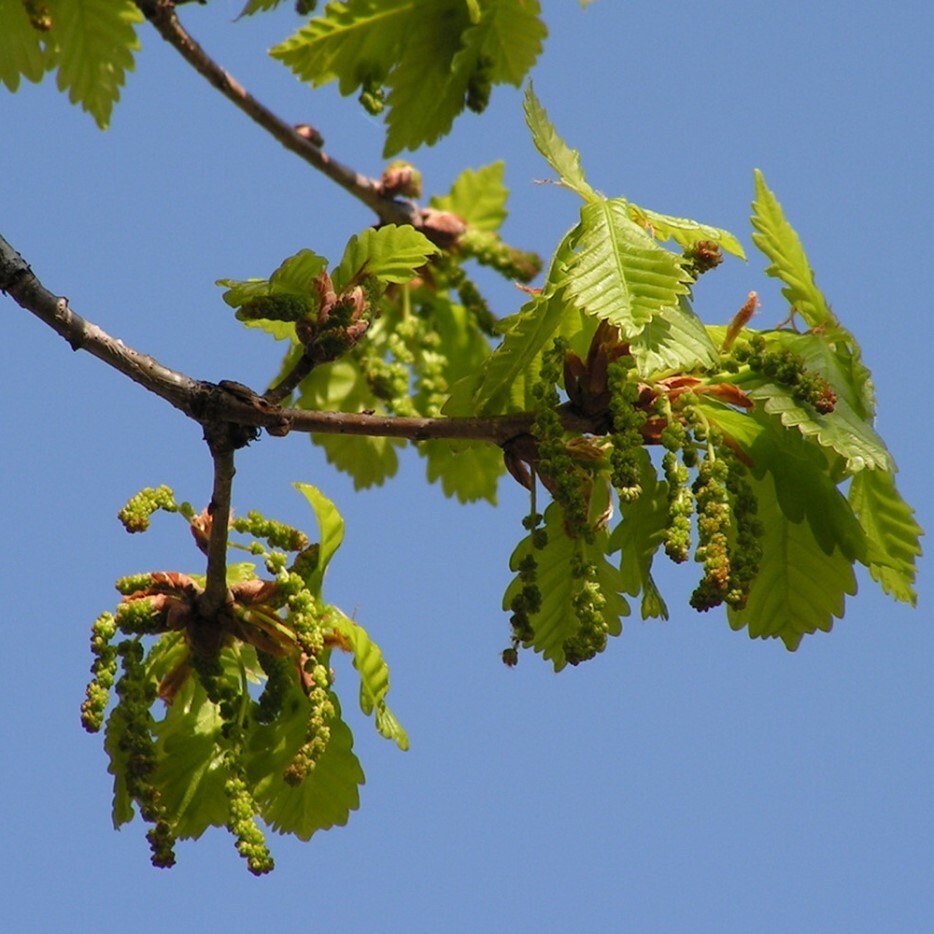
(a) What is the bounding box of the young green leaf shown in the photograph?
[563,198,689,339]
[332,225,438,291]
[294,483,345,592]
[422,439,503,504]
[849,469,923,605]
[150,678,229,841]
[750,169,834,328]
[746,380,892,473]
[297,359,403,489]
[431,161,509,232]
[445,289,568,416]
[248,692,364,841]
[0,0,48,91]
[523,83,598,201]
[50,0,142,129]
[628,203,746,259]
[629,295,719,375]
[607,449,669,599]
[239,0,288,15]
[727,473,857,650]
[330,609,409,750]
[218,249,329,324]
[270,0,411,94]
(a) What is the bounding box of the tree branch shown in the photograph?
[0,232,204,418]
[134,0,416,228]
[2,230,597,448]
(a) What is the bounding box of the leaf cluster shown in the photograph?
[268,0,547,155]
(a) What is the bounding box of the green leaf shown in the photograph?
[563,198,689,339]
[319,432,402,490]
[270,0,411,94]
[431,161,508,232]
[384,0,545,156]
[750,169,834,328]
[273,1,544,156]
[296,360,403,489]
[104,698,138,828]
[731,407,868,562]
[293,482,344,594]
[727,473,857,650]
[631,205,746,260]
[0,0,49,91]
[218,249,329,317]
[747,380,893,474]
[849,469,923,605]
[248,692,364,841]
[627,203,746,259]
[445,289,567,416]
[381,2,476,156]
[330,609,409,750]
[464,0,545,87]
[333,225,438,291]
[523,83,598,201]
[50,0,141,129]
[629,295,719,376]
[504,485,629,671]
[422,439,503,504]
[151,677,229,840]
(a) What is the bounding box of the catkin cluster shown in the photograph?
[82,489,341,874]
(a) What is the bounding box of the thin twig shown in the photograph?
[134,0,415,228]
[264,352,315,406]
[199,423,237,618]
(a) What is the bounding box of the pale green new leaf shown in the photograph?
[50,0,141,129]
[523,83,597,201]
[270,0,411,94]
[0,0,48,91]
[381,2,476,156]
[431,161,508,232]
[629,295,719,376]
[564,198,689,339]
[150,676,229,840]
[455,0,546,87]
[317,432,402,489]
[218,249,329,313]
[747,381,893,473]
[333,225,438,291]
[330,609,409,750]
[294,483,344,594]
[628,203,746,259]
[698,402,868,563]
[755,409,866,560]
[297,360,402,488]
[728,473,857,650]
[444,289,567,416]
[422,439,503,503]
[849,469,923,605]
[249,692,364,841]
[750,169,834,328]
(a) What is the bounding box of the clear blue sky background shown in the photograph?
[2,2,932,931]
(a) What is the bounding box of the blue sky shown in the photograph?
[2,2,932,931]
